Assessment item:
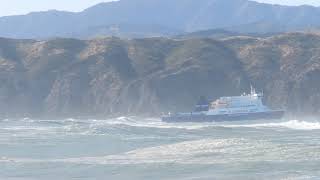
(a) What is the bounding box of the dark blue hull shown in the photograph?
[162,111,285,123]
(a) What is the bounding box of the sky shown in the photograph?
[0,0,117,17]
[0,0,319,17]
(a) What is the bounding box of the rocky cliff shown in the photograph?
[0,33,320,118]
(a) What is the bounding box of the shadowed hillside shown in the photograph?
[0,33,320,118]
[0,0,320,38]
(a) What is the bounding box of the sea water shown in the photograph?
[0,117,320,179]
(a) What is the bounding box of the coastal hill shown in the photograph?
[0,32,320,118]
[0,0,320,38]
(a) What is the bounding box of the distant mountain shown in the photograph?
[1,33,320,118]
[1,0,320,39]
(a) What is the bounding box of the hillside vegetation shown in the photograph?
[0,33,320,118]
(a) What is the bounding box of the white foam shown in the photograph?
[223,120,320,130]
[96,117,320,131]
[0,138,245,165]
[1,117,319,140]
[2,136,320,165]
[91,116,209,130]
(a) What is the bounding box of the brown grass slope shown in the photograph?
[0,33,319,118]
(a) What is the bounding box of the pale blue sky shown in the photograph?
[0,0,116,17]
[0,0,319,17]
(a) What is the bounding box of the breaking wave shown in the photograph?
[87,117,320,131]
[0,138,246,164]
[90,117,320,131]
[1,116,320,180]
[2,136,320,165]
[221,120,320,130]
[1,117,320,134]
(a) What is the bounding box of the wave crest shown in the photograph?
[224,120,320,130]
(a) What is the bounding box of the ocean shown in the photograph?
[0,117,320,180]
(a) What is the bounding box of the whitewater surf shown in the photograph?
[1,117,320,179]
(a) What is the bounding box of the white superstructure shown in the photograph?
[206,86,270,115]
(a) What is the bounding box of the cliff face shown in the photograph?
[0,33,320,118]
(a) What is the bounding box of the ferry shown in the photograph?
[162,87,284,122]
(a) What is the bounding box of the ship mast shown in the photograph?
[250,85,256,95]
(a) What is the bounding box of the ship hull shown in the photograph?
[162,111,284,123]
